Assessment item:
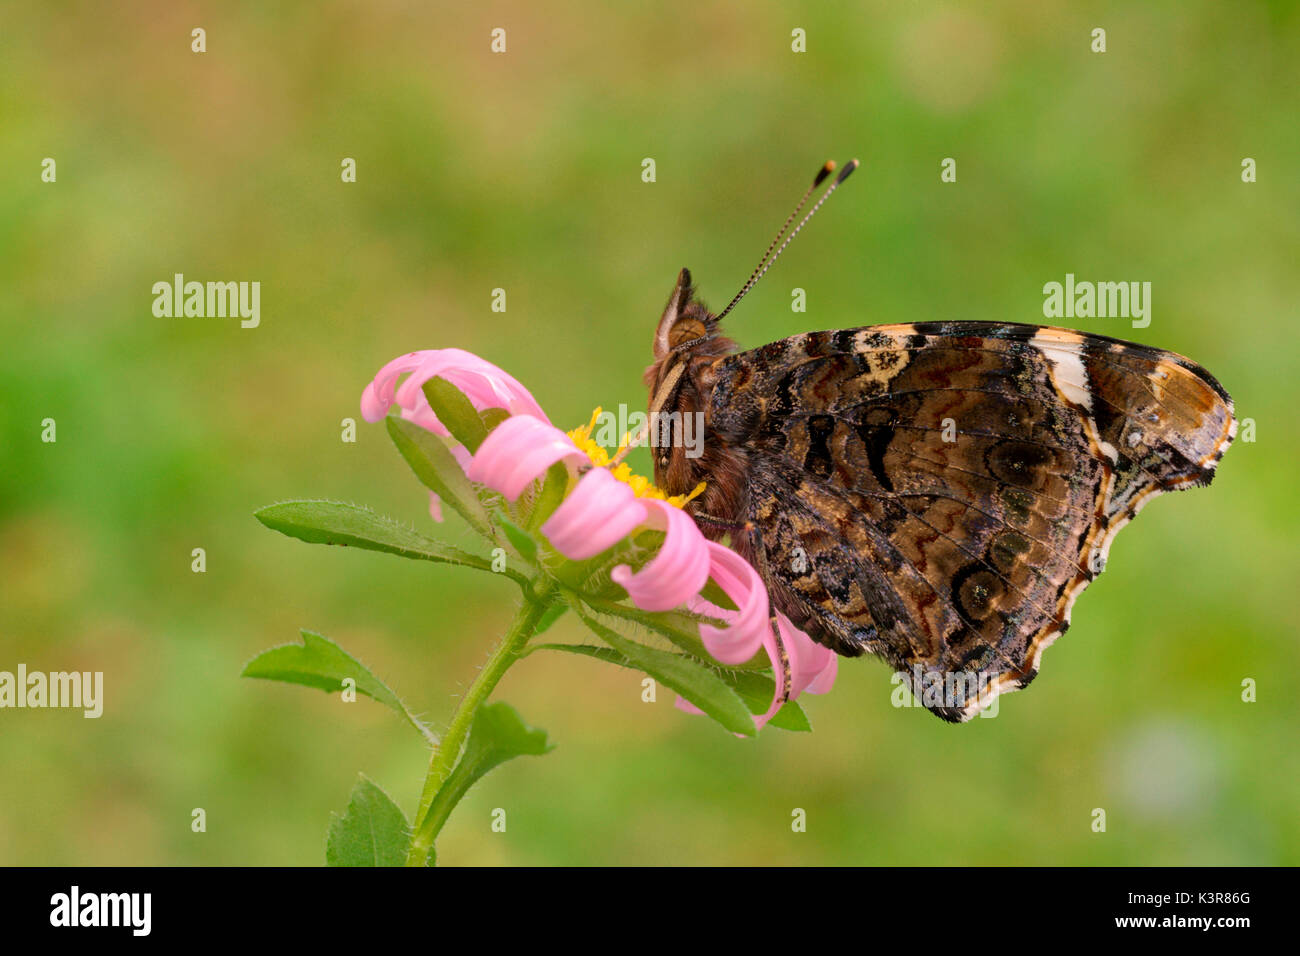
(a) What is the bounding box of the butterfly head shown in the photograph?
[646,269,737,398]
[641,269,741,500]
[652,268,725,361]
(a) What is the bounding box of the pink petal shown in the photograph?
[754,626,788,727]
[610,499,711,611]
[466,415,585,501]
[686,545,837,731]
[394,349,549,424]
[690,543,770,666]
[804,654,839,695]
[361,352,424,422]
[731,613,838,733]
[360,348,549,433]
[401,403,447,436]
[780,615,838,696]
[541,468,647,561]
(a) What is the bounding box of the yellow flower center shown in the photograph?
[568,407,706,509]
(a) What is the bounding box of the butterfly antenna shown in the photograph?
[714,160,834,323]
[714,158,858,324]
[748,161,834,282]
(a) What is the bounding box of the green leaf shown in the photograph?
[533,602,567,637]
[326,775,411,867]
[421,702,553,843]
[526,461,570,532]
[422,377,489,452]
[532,642,628,667]
[255,500,498,574]
[580,596,769,670]
[700,578,739,611]
[480,407,511,434]
[242,629,433,742]
[724,670,813,732]
[497,515,538,563]
[386,416,494,540]
[535,642,811,732]
[573,608,757,736]
[766,699,812,732]
[540,532,637,598]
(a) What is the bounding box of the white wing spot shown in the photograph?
[1030,330,1093,412]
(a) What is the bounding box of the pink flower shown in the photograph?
[362,348,837,730]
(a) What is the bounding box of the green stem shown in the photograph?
[405,579,557,866]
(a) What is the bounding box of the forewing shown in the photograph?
[709,322,1235,721]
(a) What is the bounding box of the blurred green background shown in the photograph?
[1,1,1296,865]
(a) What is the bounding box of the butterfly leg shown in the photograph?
[689,512,753,535]
[768,615,792,706]
[732,519,794,707]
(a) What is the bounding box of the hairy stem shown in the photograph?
[405,580,557,866]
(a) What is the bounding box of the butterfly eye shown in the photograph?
[668,318,707,349]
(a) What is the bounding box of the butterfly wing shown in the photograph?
[706,322,1235,721]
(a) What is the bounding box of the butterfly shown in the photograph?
[644,161,1236,721]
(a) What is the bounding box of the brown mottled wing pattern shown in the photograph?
[705,321,1235,721]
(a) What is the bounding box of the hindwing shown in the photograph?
[703,321,1235,721]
